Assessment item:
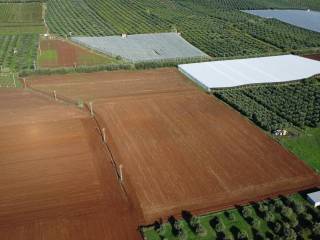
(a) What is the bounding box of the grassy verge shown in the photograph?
[38,49,57,63]
[279,128,320,173]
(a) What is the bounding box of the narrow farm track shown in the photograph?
[0,89,142,240]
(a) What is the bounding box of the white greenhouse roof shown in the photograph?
[307,191,320,203]
[179,55,320,89]
[72,33,208,62]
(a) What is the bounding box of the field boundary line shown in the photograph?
[88,107,130,198]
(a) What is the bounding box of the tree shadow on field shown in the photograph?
[216,231,227,240]
[181,210,195,232]
[181,210,192,223]
[209,215,219,229]
[230,226,240,239]
[168,216,179,236]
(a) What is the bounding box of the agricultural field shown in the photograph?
[0,2,44,34]
[94,90,318,223]
[0,71,19,88]
[27,68,195,101]
[27,68,319,225]
[142,193,320,240]
[214,79,320,174]
[280,128,320,173]
[0,34,38,71]
[46,0,170,36]
[45,0,320,58]
[0,1,43,72]
[38,38,119,68]
[214,78,320,131]
[1,0,320,239]
[0,89,142,239]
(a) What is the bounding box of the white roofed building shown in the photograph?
[307,191,320,207]
[178,55,320,89]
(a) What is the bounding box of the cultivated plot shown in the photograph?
[38,39,118,68]
[93,91,319,223]
[28,68,195,101]
[0,2,44,34]
[28,68,319,225]
[0,89,141,240]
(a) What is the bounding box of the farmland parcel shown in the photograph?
[179,55,320,89]
[0,89,141,240]
[38,39,118,68]
[29,68,319,224]
[71,33,208,62]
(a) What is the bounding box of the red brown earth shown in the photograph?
[303,54,320,61]
[39,39,113,68]
[27,68,195,101]
[28,68,319,224]
[0,89,142,240]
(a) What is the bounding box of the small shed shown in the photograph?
[273,129,288,136]
[307,191,320,207]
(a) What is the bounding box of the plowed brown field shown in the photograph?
[27,68,319,224]
[0,89,141,240]
[28,68,195,101]
[94,91,319,223]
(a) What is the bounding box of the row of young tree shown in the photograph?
[215,79,320,131]
[146,195,320,240]
[0,34,38,71]
[45,0,320,59]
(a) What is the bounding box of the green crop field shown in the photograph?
[0,34,39,71]
[0,2,45,34]
[143,193,320,240]
[0,2,42,23]
[214,79,320,175]
[214,79,320,131]
[1,0,320,72]
[0,1,43,72]
[45,0,320,58]
[0,71,20,88]
[38,49,57,63]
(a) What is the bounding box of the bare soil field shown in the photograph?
[38,39,116,68]
[27,68,319,225]
[303,54,320,61]
[94,91,319,224]
[0,89,141,240]
[0,89,86,126]
[27,68,195,102]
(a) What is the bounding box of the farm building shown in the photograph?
[307,191,320,207]
[71,32,208,62]
[178,55,320,89]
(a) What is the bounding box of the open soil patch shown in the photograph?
[38,39,117,68]
[27,68,319,224]
[0,89,141,239]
